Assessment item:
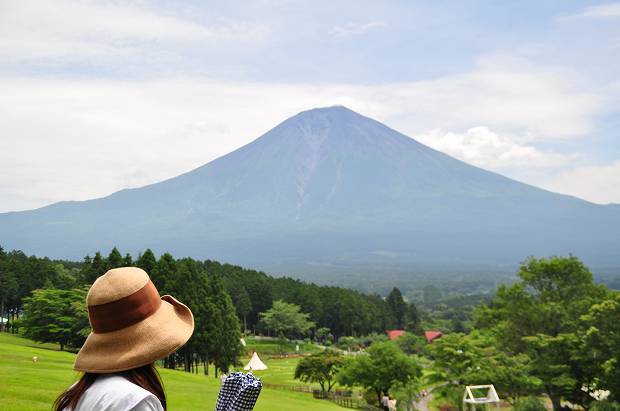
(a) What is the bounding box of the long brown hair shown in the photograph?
[54,363,166,410]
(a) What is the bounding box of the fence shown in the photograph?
[263,383,368,409]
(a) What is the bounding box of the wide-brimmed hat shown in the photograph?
[74,267,194,373]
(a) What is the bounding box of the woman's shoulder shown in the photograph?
[74,375,163,411]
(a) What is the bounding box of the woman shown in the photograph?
[388,396,397,411]
[54,267,194,410]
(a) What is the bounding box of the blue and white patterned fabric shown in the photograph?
[215,372,262,411]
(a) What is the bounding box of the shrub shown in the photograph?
[591,401,620,411]
[513,396,546,411]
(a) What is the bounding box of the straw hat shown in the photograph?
[74,267,194,373]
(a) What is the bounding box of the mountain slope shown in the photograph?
[1,106,618,279]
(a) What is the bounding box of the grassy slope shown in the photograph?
[0,333,343,411]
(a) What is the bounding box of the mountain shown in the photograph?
[1,106,619,284]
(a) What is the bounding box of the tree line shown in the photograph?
[208,259,419,337]
[0,246,419,373]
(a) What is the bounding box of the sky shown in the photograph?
[1,0,619,212]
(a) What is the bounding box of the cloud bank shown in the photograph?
[0,0,618,211]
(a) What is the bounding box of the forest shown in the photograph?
[3,246,619,411]
[0,246,417,374]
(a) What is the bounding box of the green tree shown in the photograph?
[338,341,421,404]
[152,252,177,293]
[52,263,77,290]
[123,253,133,267]
[394,332,426,356]
[315,327,333,345]
[0,248,18,332]
[228,282,252,333]
[405,303,420,332]
[84,252,107,284]
[294,350,345,395]
[483,351,543,405]
[386,288,407,329]
[392,380,422,411]
[427,332,485,388]
[22,287,88,350]
[582,293,620,402]
[209,272,243,375]
[475,256,608,411]
[259,300,315,339]
[136,249,157,275]
[107,247,123,269]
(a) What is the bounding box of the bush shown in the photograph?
[513,396,546,411]
[336,336,360,351]
[362,389,378,406]
[591,402,620,411]
[439,386,464,411]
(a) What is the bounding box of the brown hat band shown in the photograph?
[88,281,162,333]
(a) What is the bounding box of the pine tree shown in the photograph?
[85,252,107,284]
[0,248,17,332]
[405,302,420,332]
[123,253,133,267]
[229,282,252,332]
[107,247,123,269]
[209,272,242,375]
[153,253,176,293]
[136,249,157,275]
[386,288,407,329]
[78,255,92,284]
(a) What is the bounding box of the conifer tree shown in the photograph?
[84,252,107,284]
[229,282,252,332]
[153,252,176,293]
[123,253,133,267]
[136,249,157,275]
[386,287,407,329]
[209,272,242,375]
[106,247,123,269]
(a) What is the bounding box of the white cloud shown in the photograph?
[576,3,620,19]
[0,53,614,211]
[415,127,571,170]
[331,21,385,36]
[379,56,604,140]
[542,161,620,204]
[0,0,268,61]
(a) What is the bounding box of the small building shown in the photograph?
[424,330,443,343]
[385,330,406,340]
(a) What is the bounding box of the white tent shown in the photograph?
[244,351,268,371]
[463,385,500,411]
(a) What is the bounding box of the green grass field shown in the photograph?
[0,333,344,411]
[242,337,323,356]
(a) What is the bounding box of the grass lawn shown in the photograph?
[0,333,344,411]
[242,337,323,356]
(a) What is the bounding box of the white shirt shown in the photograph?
[73,375,164,411]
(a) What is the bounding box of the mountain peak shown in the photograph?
[297,105,357,115]
[1,106,618,274]
[288,105,368,125]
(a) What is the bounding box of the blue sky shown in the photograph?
[0,0,619,211]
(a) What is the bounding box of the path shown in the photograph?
[414,390,434,411]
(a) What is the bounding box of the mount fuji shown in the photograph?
[1,106,618,283]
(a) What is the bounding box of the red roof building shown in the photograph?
[424,330,443,343]
[386,330,406,340]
